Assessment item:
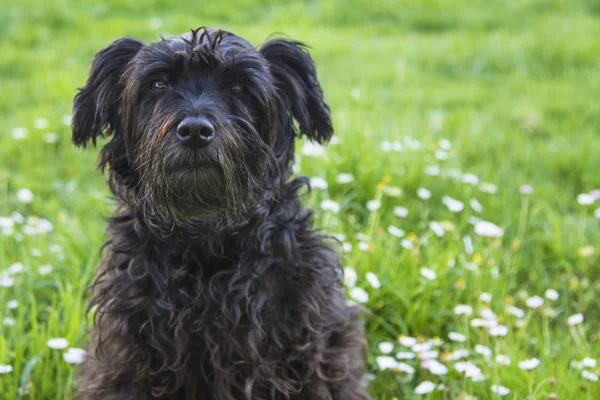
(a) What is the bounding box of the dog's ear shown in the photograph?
[260,39,333,144]
[72,38,144,148]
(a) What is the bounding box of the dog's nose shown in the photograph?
[176,117,215,149]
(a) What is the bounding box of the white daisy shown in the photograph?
[398,336,417,347]
[301,141,326,157]
[439,139,452,150]
[495,354,511,365]
[507,306,525,318]
[481,308,497,321]
[474,221,504,238]
[475,345,492,358]
[349,287,369,304]
[6,300,19,309]
[336,173,354,184]
[417,351,439,360]
[417,188,431,200]
[309,177,328,190]
[583,370,599,382]
[448,332,466,343]
[479,183,498,194]
[400,239,413,249]
[0,217,14,230]
[479,292,492,303]
[404,137,421,150]
[320,200,340,213]
[343,267,357,287]
[387,225,405,238]
[396,352,415,360]
[526,296,544,309]
[435,149,448,160]
[10,214,24,229]
[12,127,28,139]
[63,348,87,365]
[447,349,470,361]
[489,325,509,337]
[44,132,59,143]
[583,358,597,368]
[380,140,393,152]
[577,194,595,206]
[47,338,69,350]
[0,364,13,374]
[16,188,34,204]
[420,268,437,281]
[383,186,402,197]
[429,221,444,237]
[61,114,72,125]
[454,305,473,316]
[545,289,559,301]
[567,313,584,326]
[366,272,381,289]
[34,118,49,129]
[378,342,394,354]
[8,262,24,274]
[469,198,483,213]
[0,276,15,288]
[443,195,464,213]
[376,356,398,370]
[414,381,436,395]
[455,361,482,378]
[366,200,381,211]
[471,318,497,329]
[520,185,534,195]
[518,358,540,370]
[461,173,479,185]
[393,206,409,218]
[412,342,432,353]
[38,264,53,275]
[491,384,510,396]
[358,242,370,252]
[424,165,440,176]
[422,359,448,375]
[391,141,404,152]
[396,362,415,374]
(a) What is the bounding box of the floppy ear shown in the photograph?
[260,39,333,144]
[72,38,144,148]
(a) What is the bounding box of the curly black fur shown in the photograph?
[72,27,371,400]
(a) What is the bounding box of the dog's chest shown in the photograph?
[166,261,316,397]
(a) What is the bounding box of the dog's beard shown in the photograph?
[135,123,272,225]
[136,122,277,226]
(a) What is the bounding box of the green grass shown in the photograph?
[1,0,600,398]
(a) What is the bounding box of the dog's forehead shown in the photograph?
[155,28,257,55]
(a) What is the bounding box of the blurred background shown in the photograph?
[1,0,599,399]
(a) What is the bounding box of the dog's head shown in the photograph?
[73,27,332,223]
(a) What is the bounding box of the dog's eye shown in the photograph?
[231,84,244,94]
[151,80,170,91]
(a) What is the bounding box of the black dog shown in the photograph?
[72,27,370,399]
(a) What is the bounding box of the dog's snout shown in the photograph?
[176,117,215,149]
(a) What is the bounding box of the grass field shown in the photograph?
[1,0,600,398]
